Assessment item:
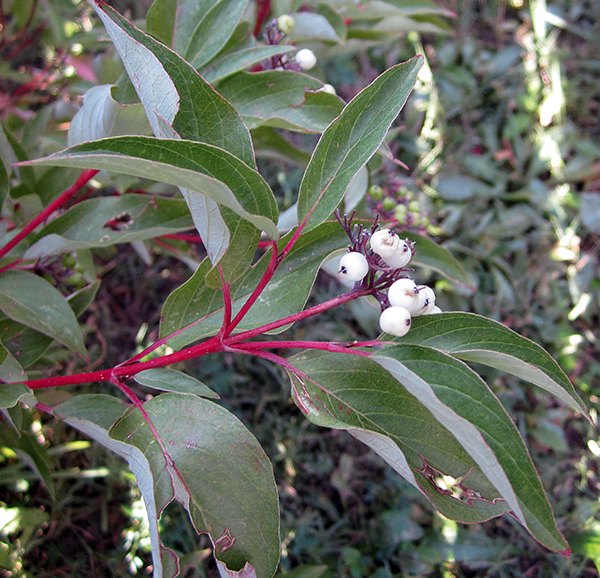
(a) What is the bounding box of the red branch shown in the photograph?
[253,0,271,37]
[0,169,99,261]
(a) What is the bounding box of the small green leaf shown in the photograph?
[403,312,589,418]
[133,369,219,398]
[217,71,344,132]
[22,137,279,240]
[202,45,296,85]
[0,382,33,409]
[298,57,422,231]
[185,0,250,69]
[288,11,341,43]
[159,220,356,349]
[110,393,281,577]
[146,0,177,46]
[0,271,86,358]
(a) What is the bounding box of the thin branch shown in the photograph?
[226,288,370,344]
[224,238,278,337]
[0,169,99,261]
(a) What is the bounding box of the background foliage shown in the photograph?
[0,0,599,577]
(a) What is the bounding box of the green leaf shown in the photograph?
[373,345,569,553]
[251,127,311,167]
[92,1,258,272]
[185,0,250,69]
[0,271,86,358]
[68,85,152,146]
[24,194,193,259]
[22,137,279,241]
[0,153,8,211]
[297,57,422,232]
[0,343,27,385]
[0,382,34,409]
[287,350,509,524]
[288,349,568,552]
[0,420,55,499]
[202,46,296,85]
[288,11,341,43]
[402,312,589,418]
[133,368,219,398]
[53,394,178,578]
[93,1,254,164]
[110,393,281,577]
[404,231,474,289]
[146,0,177,46]
[217,71,345,132]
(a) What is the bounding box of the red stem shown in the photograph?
[226,289,370,344]
[217,265,232,337]
[224,238,279,337]
[234,340,374,357]
[0,169,99,261]
[253,0,271,37]
[160,233,203,244]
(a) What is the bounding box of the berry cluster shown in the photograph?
[368,176,430,231]
[335,212,441,338]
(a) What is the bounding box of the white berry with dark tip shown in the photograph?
[388,278,418,310]
[382,239,412,269]
[379,306,412,337]
[412,285,436,317]
[337,252,369,282]
[370,229,399,259]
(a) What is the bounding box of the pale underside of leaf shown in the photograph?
[372,354,525,523]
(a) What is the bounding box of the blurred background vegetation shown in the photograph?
[1,0,599,576]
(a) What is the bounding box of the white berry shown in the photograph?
[370,229,399,259]
[412,285,436,317]
[296,48,317,70]
[337,252,369,282]
[320,83,336,95]
[382,239,412,269]
[388,278,418,310]
[379,306,412,337]
[428,305,442,314]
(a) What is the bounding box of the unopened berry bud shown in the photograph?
[337,251,369,282]
[412,285,436,317]
[370,229,399,259]
[379,306,411,337]
[296,48,317,70]
[382,239,412,269]
[428,305,442,314]
[388,278,418,310]
[368,185,383,200]
[277,14,295,35]
[320,83,336,95]
[408,200,420,212]
[382,197,396,211]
